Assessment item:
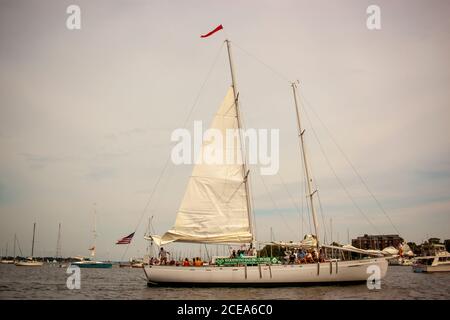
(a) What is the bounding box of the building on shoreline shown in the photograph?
[352,234,404,250]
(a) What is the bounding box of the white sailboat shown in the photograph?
[71,206,112,268]
[143,39,388,286]
[15,223,44,267]
[1,240,15,264]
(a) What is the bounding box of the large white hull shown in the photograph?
[144,258,387,286]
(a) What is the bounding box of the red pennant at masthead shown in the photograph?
[200,24,223,38]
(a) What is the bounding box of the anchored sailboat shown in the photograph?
[72,206,112,268]
[1,241,14,264]
[15,223,43,267]
[143,38,388,286]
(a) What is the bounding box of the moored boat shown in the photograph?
[412,244,450,273]
[71,259,112,269]
[1,259,15,264]
[71,206,112,269]
[15,223,43,267]
[15,257,44,267]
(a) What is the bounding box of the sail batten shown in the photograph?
[153,87,252,246]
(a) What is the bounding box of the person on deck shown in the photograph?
[319,248,325,263]
[298,249,306,264]
[159,247,169,265]
[312,248,319,262]
[183,258,190,266]
[289,252,296,264]
[194,257,203,267]
[306,250,313,263]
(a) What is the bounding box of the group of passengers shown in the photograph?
[182,257,204,267]
[149,246,326,267]
[285,248,325,264]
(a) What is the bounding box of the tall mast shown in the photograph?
[56,223,62,258]
[330,218,333,245]
[13,234,16,258]
[92,204,97,258]
[291,82,320,246]
[31,222,36,257]
[225,39,255,248]
[147,217,151,256]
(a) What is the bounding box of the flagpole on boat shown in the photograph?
[225,39,256,251]
[291,82,320,246]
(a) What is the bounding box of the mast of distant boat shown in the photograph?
[225,39,256,252]
[92,205,97,258]
[31,222,36,258]
[56,223,62,258]
[291,82,320,246]
[13,234,16,260]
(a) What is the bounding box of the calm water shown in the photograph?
[0,264,449,300]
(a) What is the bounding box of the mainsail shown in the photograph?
[151,87,253,246]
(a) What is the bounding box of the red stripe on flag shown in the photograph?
[200,24,223,38]
[116,232,135,245]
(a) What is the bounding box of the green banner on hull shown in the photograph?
[215,257,278,266]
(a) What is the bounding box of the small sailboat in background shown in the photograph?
[15,223,43,267]
[71,206,112,268]
[1,241,14,264]
[387,242,415,266]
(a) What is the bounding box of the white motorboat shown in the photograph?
[412,244,450,273]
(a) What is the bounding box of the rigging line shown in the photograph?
[232,41,292,84]
[257,173,298,238]
[148,163,176,221]
[307,168,329,243]
[299,93,400,236]
[237,99,258,242]
[300,100,381,234]
[16,237,23,257]
[120,42,226,260]
[315,190,329,244]
[277,174,304,241]
[299,129,313,235]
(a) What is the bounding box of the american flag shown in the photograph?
[116,232,135,245]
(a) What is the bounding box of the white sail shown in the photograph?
[152,87,252,246]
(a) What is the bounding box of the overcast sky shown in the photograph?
[1,0,449,260]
